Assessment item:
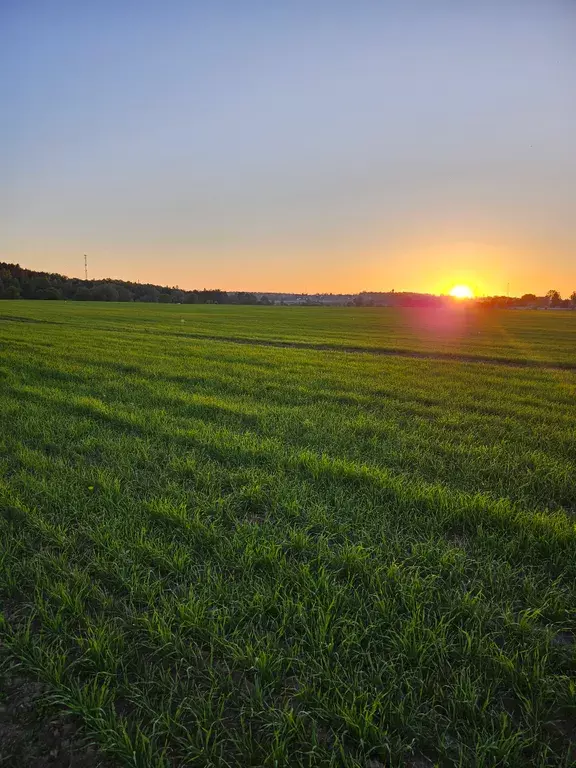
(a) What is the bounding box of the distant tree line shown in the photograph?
[353,289,576,309]
[1,262,575,309]
[0,263,272,305]
[351,292,448,308]
[476,290,576,310]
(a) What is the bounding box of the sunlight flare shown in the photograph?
[449,284,474,299]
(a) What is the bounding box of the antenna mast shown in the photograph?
[84,254,88,280]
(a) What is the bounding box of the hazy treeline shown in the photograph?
[477,290,576,310]
[353,289,576,309]
[0,263,271,305]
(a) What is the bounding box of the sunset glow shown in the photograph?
[2,4,575,295]
[449,285,474,299]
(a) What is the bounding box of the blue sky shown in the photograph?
[1,1,575,294]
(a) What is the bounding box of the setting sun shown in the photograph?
[449,284,474,299]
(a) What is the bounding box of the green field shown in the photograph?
[1,302,575,767]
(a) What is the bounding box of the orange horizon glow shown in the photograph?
[8,236,576,298]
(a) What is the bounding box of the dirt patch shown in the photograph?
[544,715,576,763]
[0,671,111,767]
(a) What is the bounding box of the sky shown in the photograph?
[1,1,575,295]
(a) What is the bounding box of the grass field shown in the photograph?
[3,301,576,366]
[1,302,575,767]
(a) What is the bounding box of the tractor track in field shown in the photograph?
[2,314,575,371]
[174,331,576,372]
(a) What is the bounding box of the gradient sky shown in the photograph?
[1,1,575,295]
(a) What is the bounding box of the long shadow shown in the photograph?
[6,375,575,514]
[79,357,573,426]
[10,384,576,584]
[8,381,576,562]
[14,351,443,412]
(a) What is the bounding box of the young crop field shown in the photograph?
[0,301,575,767]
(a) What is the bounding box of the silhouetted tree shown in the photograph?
[73,286,92,300]
[140,287,160,303]
[90,284,119,301]
[232,292,258,305]
[0,281,20,299]
[37,286,62,300]
[116,285,133,301]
